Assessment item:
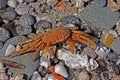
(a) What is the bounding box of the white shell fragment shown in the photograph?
[5,44,16,56]
[40,56,51,69]
[55,62,68,78]
[86,58,99,71]
[31,71,41,80]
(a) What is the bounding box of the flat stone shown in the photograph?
[79,3,120,30]
[110,37,120,54]
[0,36,39,79]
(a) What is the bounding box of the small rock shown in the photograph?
[17,0,24,3]
[109,29,118,38]
[15,3,34,15]
[0,27,10,42]
[110,37,120,54]
[37,0,46,5]
[78,71,90,80]
[100,30,114,48]
[31,71,42,80]
[2,10,17,21]
[19,14,35,26]
[62,15,81,26]
[75,0,84,8]
[94,0,107,7]
[112,75,120,80]
[107,52,119,62]
[16,24,32,35]
[108,0,120,12]
[5,44,16,56]
[7,0,18,8]
[111,62,120,74]
[116,21,120,35]
[0,0,8,9]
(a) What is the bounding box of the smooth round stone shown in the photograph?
[0,36,39,79]
[17,0,24,3]
[62,15,81,26]
[94,0,107,7]
[107,52,119,62]
[2,10,17,21]
[24,0,35,3]
[7,0,18,8]
[0,27,10,42]
[19,14,35,26]
[0,0,8,9]
[16,25,32,35]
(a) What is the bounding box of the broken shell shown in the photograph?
[86,58,99,71]
[5,44,16,56]
[31,71,41,80]
[55,62,68,78]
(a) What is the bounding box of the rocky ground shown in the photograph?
[0,0,120,80]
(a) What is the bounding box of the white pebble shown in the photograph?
[7,0,18,8]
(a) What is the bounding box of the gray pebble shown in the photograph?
[16,25,32,35]
[0,27,10,42]
[107,52,119,62]
[20,14,35,26]
[7,0,18,8]
[62,15,81,26]
[94,0,107,7]
[2,10,17,21]
[24,0,35,3]
[110,37,120,54]
[0,0,8,9]
[37,0,46,4]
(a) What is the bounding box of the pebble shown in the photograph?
[15,3,34,15]
[16,24,32,35]
[35,20,52,34]
[62,15,81,26]
[19,14,35,26]
[2,10,17,21]
[0,0,8,9]
[79,3,120,30]
[107,52,119,62]
[109,29,118,38]
[5,44,16,56]
[78,71,90,80]
[116,21,120,35]
[0,27,10,42]
[24,0,35,3]
[94,0,107,7]
[0,36,39,79]
[7,0,18,8]
[75,0,84,8]
[100,30,114,48]
[17,0,24,3]
[110,37,120,54]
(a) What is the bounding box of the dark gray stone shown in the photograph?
[0,0,8,9]
[107,52,119,62]
[94,0,107,7]
[110,37,120,54]
[24,0,35,3]
[0,36,39,79]
[79,3,120,30]
[20,14,35,26]
[2,10,17,21]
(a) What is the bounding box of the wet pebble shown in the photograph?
[0,0,8,9]
[107,52,119,62]
[7,0,18,8]
[62,15,81,26]
[94,0,107,7]
[2,10,17,21]
[0,27,10,42]
[19,14,35,26]
[16,24,32,35]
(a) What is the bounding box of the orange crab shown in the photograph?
[7,25,97,60]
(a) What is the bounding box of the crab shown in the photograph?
[7,25,97,61]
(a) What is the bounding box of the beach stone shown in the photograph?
[110,37,120,54]
[17,0,24,3]
[0,36,39,79]
[0,0,8,9]
[19,14,35,26]
[2,10,17,21]
[94,0,107,7]
[79,3,120,30]
[0,27,10,42]
[0,41,3,49]
[24,0,35,3]
[7,0,18,8]
[107,52,119,62]
[16,24,32,35]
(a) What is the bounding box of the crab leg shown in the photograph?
[32,43,45,61]
[18,34,43,45]
[72,30,90,37]
[66,38,75,53]
[72,33,97,50]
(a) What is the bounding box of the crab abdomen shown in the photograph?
[42,27,71,44]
